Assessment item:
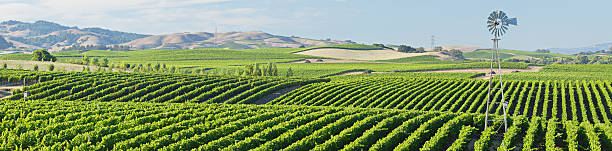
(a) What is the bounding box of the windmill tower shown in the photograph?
[483,10,517,133]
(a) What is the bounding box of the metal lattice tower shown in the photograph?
[483,10,517,133]
[431,35,435,49]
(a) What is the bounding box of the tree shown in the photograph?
[108,64,114,72]
[2,63,6,69]
[590,56,602,64]
[101,58,109,67]
[244,64,254,75]
[82,55,90,65]
[92,58,99,66]
[535,49,550,53]
[243,63,278,76]
[33,64,38,71]
[397,45,424,53]
[154,63,160,72]
[575,55,589,64]
[397,45,416,53]
[170,66,176,73]
[254,64,261,76]
[416,47,425,52]
[273,64,278,76]
[432,46,443,52]
[286,67,293,77]
[31,49,56,62]
[120,61,130,70]
[48,64,54,71]
[442,49,465,59]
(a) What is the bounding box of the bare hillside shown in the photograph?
[122,31,352,50]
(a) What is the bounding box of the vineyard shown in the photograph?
[0,70,325,104]
[1,100,609,150]
[1,68,611,150]
[270,77,612,124]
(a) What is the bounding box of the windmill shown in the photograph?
[483,10,517,133]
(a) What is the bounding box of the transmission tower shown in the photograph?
[214,26,218,48]
[483,10,517,133]
[430,35,435,49]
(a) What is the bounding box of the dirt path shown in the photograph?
[413,66,543,79]
[0,90,11,99]
[0,86,23,90]
[252,86,301,105]
[0,60,118,72]
[0,86,21,99]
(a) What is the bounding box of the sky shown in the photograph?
[0,0,610,50]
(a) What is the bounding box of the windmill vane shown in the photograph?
[487,10,517,37]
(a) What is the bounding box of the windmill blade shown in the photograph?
[506,18,517,25]
[491,11,499,19]
[488,25,496,31]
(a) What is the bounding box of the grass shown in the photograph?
[464,49,574,60]
[0,47,532,78]
[501,64,612,81]
[377,55,440,62]
[464,50,514,60]
[300,44,384,51]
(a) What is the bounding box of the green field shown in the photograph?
[1,46,533,78]
[464,49,574,60]
[0,45,611,150]
[1,98,609,150]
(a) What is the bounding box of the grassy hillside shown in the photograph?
[1,47,533,77]
[299,44,385,51]
[464,49,574,60]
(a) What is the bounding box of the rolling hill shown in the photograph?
[122,31,352,50]
[549,42,612,54]
[0,20,353,51]
[0,20,149,51]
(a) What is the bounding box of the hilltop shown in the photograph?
[548,42,612,54]
[0,20,149,51]
[122,31,352,50]
[0,20,353,51]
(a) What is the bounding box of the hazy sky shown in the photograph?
[0,0,610,50]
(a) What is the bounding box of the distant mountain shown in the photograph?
[548,42,612,54]
[0,36,12,49]
[122,31,352,50]
[0,20,353,51]
[0,20,150,51]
